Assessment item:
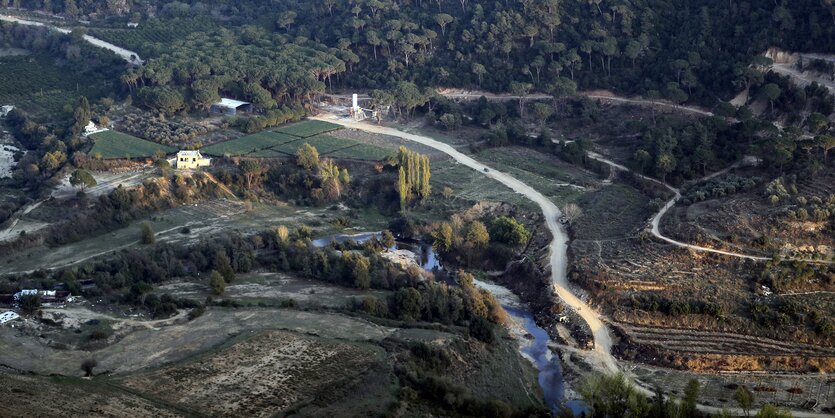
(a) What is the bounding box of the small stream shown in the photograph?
[313,232,584,414]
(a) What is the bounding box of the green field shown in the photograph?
[327,144,396,160]
[475,146,598,206]
[0,54,112,120]
[269,134,356,155]
[274,120,343,138]
[201,131,297,156]
[201,121,391,161]
[247,148,289,158]
[89,130,176,159]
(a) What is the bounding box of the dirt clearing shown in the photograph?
[121,330,388,417]
[0,307,393,376]
[159,272,392,308]
[0,369,186,418]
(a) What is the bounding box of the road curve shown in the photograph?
[584,95,714,117]
[316,115,833,416]
[0,15,143,64]
[311,113,619,373]
[587,151,833,265]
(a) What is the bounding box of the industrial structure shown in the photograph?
[348,93,380,121]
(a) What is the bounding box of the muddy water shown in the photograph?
[313,232,582,414]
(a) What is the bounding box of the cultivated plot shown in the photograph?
[200,131,297,156]
[89,131,176,159]
[268,134,356,155]
[0,54,112,119]
[326,143,396,160]
[274,119,343,138]
[201,126,393,161]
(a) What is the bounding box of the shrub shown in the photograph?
[468,316,495,343]
[208,270,226,295]
[140,221,155,244]
[81,358,97,377]
[188,305,205,320]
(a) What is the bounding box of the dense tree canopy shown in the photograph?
[121,26,345,112]
[248,0,835,106]
[15,0,833,110]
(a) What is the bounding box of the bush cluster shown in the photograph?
[121,113,208,146]
[681,175,762,204]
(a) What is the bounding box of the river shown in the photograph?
[313,232,584,414]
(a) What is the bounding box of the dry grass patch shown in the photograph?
[122,330,384,417]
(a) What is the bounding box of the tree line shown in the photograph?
[396,146,431,210]
[120,26,345,115]
[15,0,835,112]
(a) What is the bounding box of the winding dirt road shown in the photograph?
[587,151,834,265]
[313,113,619,373]
[314,114,834,417]
[0,15,143,64]
[584,94,714,117]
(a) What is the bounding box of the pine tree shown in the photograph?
[213,251,235,282]
[209,270,226,295]
[64,0,78,17]
[140,222,155,244]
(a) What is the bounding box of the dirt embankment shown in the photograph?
[612,315,835,371]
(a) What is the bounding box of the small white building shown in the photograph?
[81,121,109,137]
[175,150,211,170]
[127,22,139,28]
[13,289,38,301]
[0,105,14,117]
[0,311,19,324]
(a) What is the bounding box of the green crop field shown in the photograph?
[274,120,342,138]
[247,148,289,158]
[0,54,112,120]
[325,144,396,160]
[202,124,390,161]
[90,130,176,159]
[270,134,356,155]
[201,131,298,156]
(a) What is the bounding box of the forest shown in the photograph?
[140,0,835,107]
[121,26,345,113]
[8,0,833,113]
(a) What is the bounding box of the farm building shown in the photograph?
[0,311,19,324]
[81,121,109,137]
[175,150,211,169]
[0,105,14,117]
[12,289,69,304]
[211,98,252,115]
[13,289,37,301]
